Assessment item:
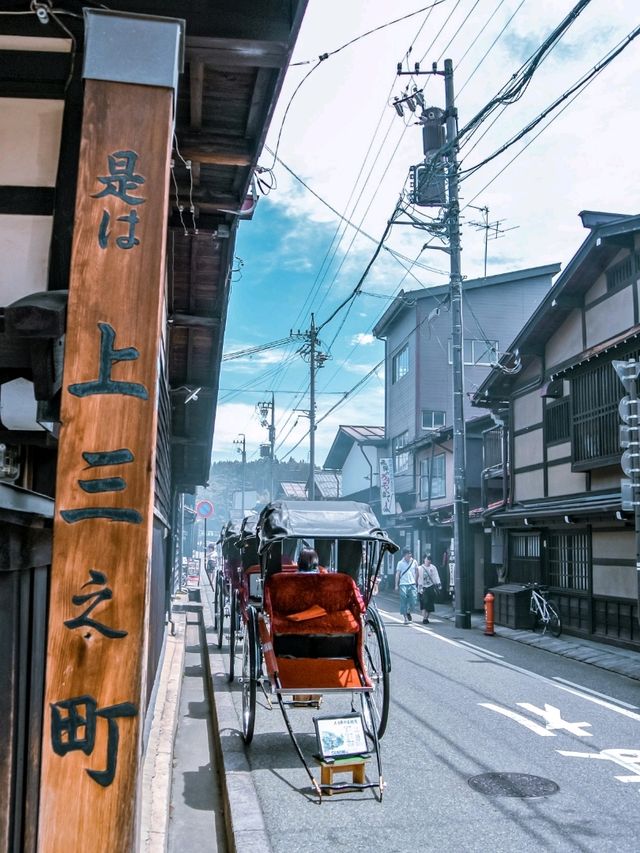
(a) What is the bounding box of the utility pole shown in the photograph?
[396,58,471,628]
[293,314,328,500]
[258,393,276,499]
[444,58,472,630]
[309,313,317,499]
[233,433,246,515]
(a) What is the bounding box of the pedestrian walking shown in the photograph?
[417,554,441,624]
[395,547,418,624]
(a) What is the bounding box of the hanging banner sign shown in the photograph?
[379,457,396,516]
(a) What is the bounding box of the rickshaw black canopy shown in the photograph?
[257,500,398,554]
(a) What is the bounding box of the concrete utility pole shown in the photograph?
[294,314,328,500]
[444,59,472,629]
[258,393,276,499]
[309,314,317,499]
[396,58,471,628]
[234,433,246,515]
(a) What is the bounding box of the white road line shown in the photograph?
[457,640,504,659]
[377,607,640,721]
[552,677,639,710]
[479,703,555,736]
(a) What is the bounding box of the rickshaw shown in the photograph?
[214,519,240,654]
[240,500,397,799]
[226,511,260,682]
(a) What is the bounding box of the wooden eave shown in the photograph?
[472,217,640,406]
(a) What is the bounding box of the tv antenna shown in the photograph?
[467,205,519,278]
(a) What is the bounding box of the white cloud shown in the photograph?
[351,332,375,346]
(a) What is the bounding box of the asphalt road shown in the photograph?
[222,590,640,853]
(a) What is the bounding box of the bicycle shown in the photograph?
[526,583,562,637]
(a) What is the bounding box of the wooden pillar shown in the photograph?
[38,12,183,852]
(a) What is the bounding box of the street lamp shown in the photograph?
[233,433,246,515]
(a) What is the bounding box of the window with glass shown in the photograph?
[448,338,498,366]
[419,453,445,500]
[422,409,446,430]
[393,431,410,473]
[392,344,409,383]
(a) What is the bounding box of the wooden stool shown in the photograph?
[318,757,367,794]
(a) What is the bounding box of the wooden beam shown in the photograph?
[189,59,204,130]
[0,50,70,98]
[551,294,583,310]
[185,37,287,69]
[48,61,84,292]
[0,186,54,216]
[170,435,209,446]
[245,67,276,139]
[169,313,221,328]
[5,291,68,338]
[177,132,254,166]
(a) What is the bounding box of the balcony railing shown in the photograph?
[483,425,503,470]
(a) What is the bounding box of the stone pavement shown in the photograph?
[141,584,640,853]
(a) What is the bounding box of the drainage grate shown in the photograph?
[468,773,559,798]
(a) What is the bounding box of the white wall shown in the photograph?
[341,444,378,497]
[0,88,64,302]
[513,390,542,432]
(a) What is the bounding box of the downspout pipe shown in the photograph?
[358,443,374,506]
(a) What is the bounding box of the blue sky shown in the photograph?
[212,0,640,468]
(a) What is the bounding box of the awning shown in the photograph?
[487,491,622,524]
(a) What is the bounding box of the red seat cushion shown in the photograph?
[266,572,365,636]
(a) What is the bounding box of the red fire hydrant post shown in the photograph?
[484,591,495,636]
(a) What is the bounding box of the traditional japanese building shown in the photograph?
[473,211,640,650]
[0,3,307,850]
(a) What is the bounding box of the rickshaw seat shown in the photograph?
[265,572,365,638]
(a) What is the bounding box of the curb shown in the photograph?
[140,607,187,853]
[200,577,272,853]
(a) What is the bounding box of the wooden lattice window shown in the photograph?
[545,397,570,444]
[547,531,590,591]
[571,362,620,469]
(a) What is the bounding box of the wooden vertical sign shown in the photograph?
[38,68,174,852]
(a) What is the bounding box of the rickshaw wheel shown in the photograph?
[212,571,219,630]
[362,609,390,739]
[241,606,258,744]
[228,589,240,682]
[216,575,225,649]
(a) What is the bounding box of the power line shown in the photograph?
[460,23,640,179]
[457,0,526,95]
[290,1,449,67]
[317,201,403,333]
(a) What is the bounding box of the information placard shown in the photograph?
[314,713,367,759]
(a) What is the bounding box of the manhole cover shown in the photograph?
[468,773,559,798]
